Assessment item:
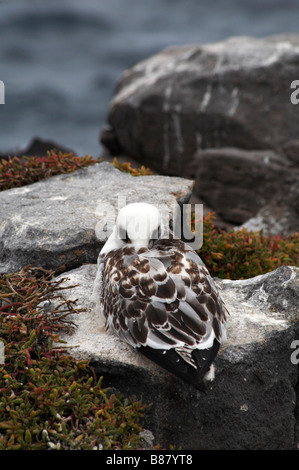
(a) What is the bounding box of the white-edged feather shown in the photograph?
[93,203,228,389]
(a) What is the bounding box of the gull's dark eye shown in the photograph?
[121,231,131,244]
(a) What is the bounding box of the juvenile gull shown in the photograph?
[93,203,228,390]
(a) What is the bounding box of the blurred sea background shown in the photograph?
[1,0,299,157]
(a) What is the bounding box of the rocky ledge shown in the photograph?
[0,161,193,274]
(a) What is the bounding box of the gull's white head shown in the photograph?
[101,203,162,254]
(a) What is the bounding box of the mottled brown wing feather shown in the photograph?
[101,239,227,350]
[99,239,228,389]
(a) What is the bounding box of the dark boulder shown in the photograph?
[194,147,290,225]
[100,35,299,234]
[101,35,299,176]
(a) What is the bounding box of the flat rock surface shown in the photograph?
[0,162,193,274]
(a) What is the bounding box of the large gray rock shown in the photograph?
[0,162,193,274]
[100,34,299,233]
[52,264,299,450]
[101,34,299,175]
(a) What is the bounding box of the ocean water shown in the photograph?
[0,0,299,157]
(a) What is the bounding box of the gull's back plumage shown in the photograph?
[93,203,228,390]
